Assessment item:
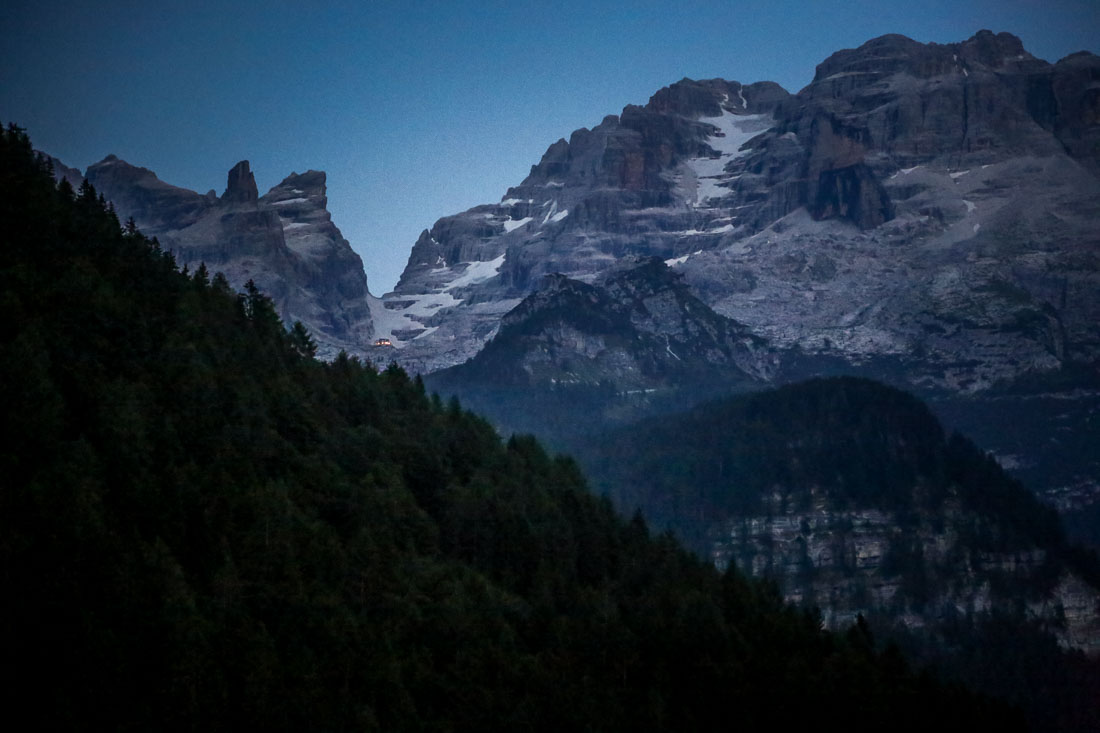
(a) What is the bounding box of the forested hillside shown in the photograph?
[0,123,1018,730]
[583,378,1100,731]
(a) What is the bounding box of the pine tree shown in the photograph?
[289,321,317,358]
[192,262,210,288]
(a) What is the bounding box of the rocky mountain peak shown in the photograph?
[646,78,739,117]
[280,169,326,195]
[429,256,777,432]
[223,160,258,205]
[84,155,374,357]
[40,153,84,189]
[261,170,329,211]
[961,29,1031,66]
[810,33,932,85]
[809,30,1038,92]
[89,154,150,179]
[1058,50,1100,65]
[498,273,602,330]
[86,155,214,230]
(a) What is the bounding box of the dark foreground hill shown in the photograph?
[0,124,1022,730]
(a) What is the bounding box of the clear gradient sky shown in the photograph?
[2,0,1098,293]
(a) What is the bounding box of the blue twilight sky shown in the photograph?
[2,0,1098,293]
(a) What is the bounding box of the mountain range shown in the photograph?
[22,28,1100,728]
[47,28,1100,535]
[404,30,1100,538]
[384,30,1100,384]
[56,32,1100,394]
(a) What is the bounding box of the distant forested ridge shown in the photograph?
[0,123,1019,730]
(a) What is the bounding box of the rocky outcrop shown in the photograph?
[440,257,776,391]
[85,157,374,357]
[259,170,374,350]
[809,162,893,227]
[714,491,1100,653]
[222,160,259,205]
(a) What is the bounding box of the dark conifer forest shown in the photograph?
[0,123,1024,730]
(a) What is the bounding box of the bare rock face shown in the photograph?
[715,492,1100,654]
[259,170,374,350]
[810,163,893,227]
[85,157,374,357]
[222,160,259,205]
[797,30,1058,164]
[384,31,1100,391]
[1049,51,1100,171]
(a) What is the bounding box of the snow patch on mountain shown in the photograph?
[665,250,703,267]
[371,255,508,345]
[367,293,416,345]
[540,199,569,225]
[686,111,771,205]
[503,217,533,232]
[445,253,507,289]
[890,166,922,179]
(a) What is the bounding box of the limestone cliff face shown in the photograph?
[259,170,374,351]
[713,490,1100,653]
[85,157,373,357]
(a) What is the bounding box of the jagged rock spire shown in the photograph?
[223,160,258,204]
